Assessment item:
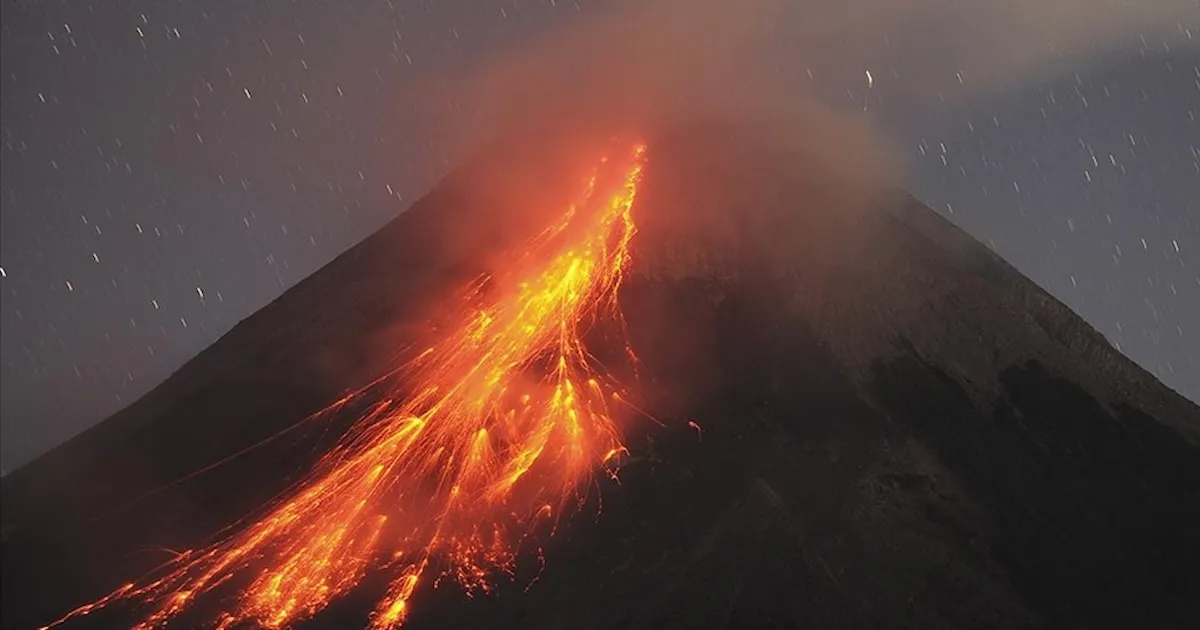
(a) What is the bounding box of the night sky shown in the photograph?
[2,1,1197,472]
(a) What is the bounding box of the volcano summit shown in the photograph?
[3,123,1199,630]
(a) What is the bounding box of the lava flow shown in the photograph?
[44,141,648,630]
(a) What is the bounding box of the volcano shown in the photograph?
[3,123,1199,630]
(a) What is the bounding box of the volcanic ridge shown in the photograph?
[2,123,1199,630]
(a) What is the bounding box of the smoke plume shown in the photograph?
[427,0,1196,157]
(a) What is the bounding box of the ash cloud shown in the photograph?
[424,0,1195,168]
[405,0,1193,252]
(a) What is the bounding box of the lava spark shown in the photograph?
[43,141,648,630]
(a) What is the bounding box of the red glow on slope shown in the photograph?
[43,141,648,629]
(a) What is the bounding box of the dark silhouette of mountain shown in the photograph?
[3,122,1198,630]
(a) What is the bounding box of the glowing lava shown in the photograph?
[44,141,647,630]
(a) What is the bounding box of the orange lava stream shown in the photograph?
[43,141,647,630]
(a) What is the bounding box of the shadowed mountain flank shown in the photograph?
[3,123,1198,630]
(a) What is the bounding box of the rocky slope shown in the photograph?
[3,123,1197,630]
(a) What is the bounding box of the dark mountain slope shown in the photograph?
[2,123,1198,630]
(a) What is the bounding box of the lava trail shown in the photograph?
[43,141,648,630]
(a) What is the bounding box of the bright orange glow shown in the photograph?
[42,141,647,629]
